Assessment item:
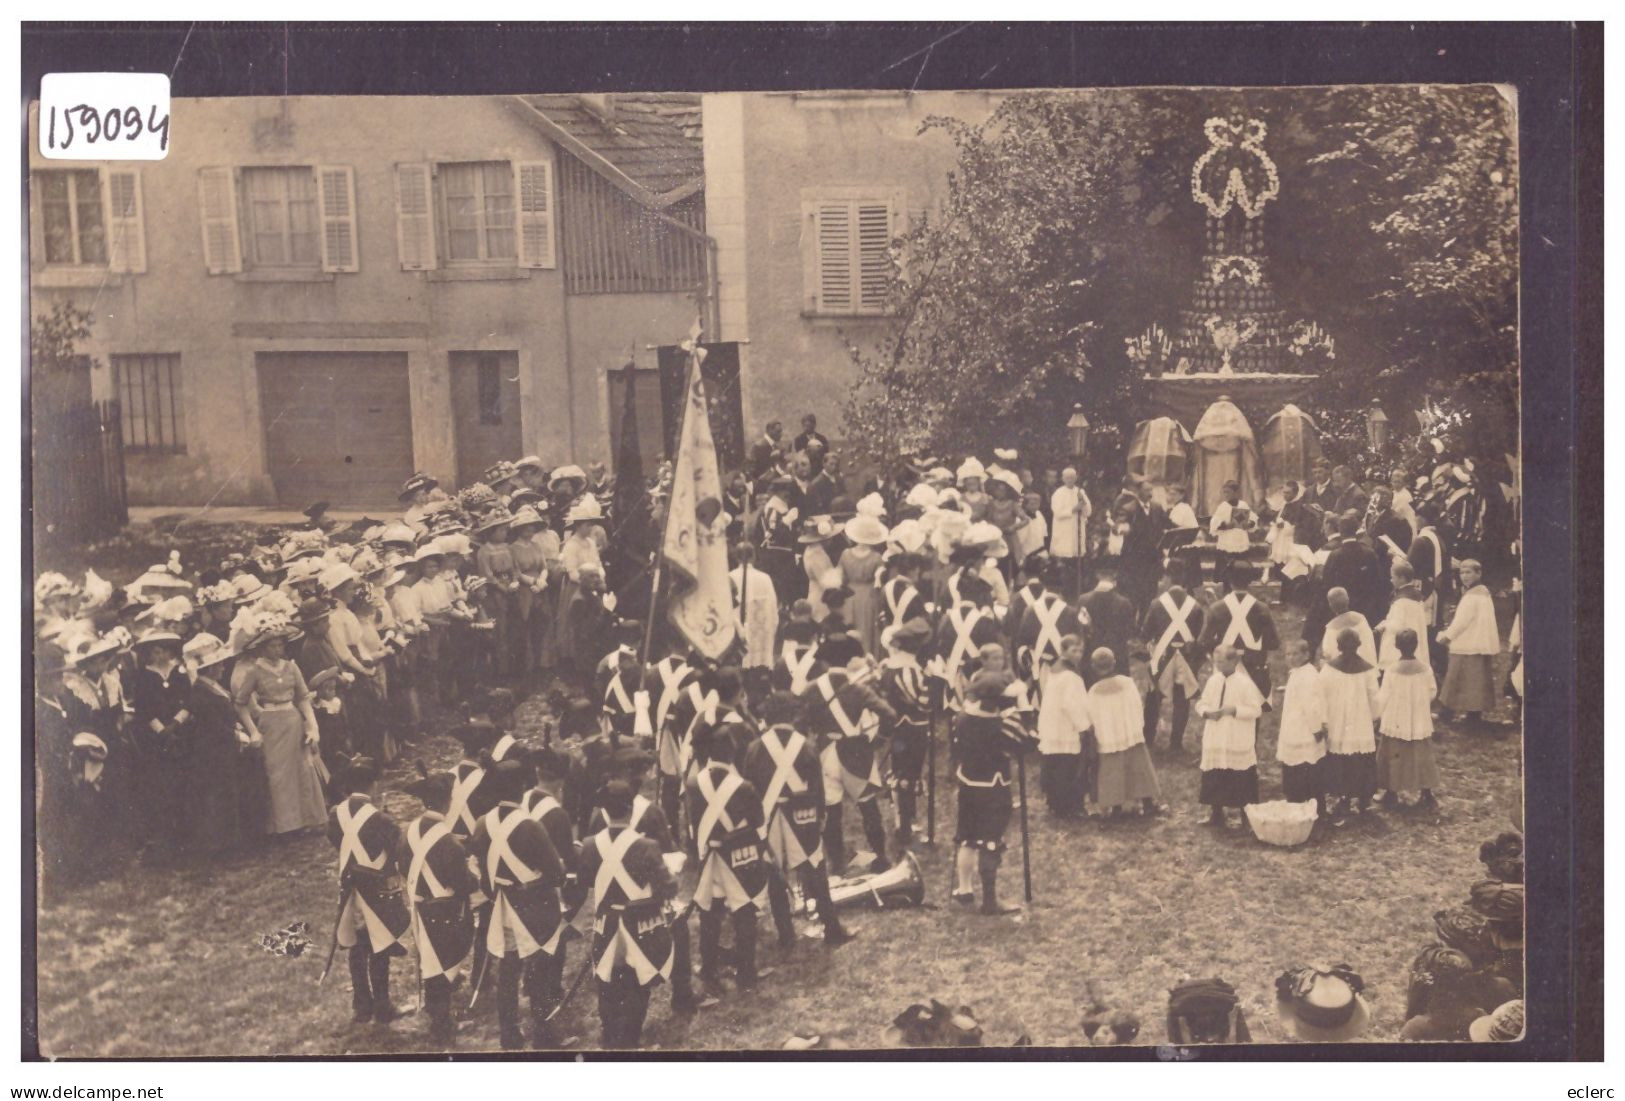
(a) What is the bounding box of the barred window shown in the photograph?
[111,353,185,453]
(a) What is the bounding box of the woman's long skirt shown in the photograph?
[260,707,327,834]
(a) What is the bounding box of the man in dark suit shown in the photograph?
[1362,486,1415,575]
[1325,465,1370,519]
[1080,564,1138,683]
[1322,513,1388,626]
[793,414,830,477]
[748,421,784,485]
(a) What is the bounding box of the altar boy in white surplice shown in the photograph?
[1195,646,1263,829]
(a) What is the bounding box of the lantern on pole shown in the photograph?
[1365,400,1390,452]
[1067,404,1092,464]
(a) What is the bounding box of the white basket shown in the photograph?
[1244,799,1319,847]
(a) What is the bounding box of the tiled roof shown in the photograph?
[515,93,703,208]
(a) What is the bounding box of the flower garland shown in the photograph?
[1287,319,1336,362]
[1191,116,1281,220]
[1208,255,1263,286]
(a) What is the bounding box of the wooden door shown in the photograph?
[450,351,522,487]
[257,351,414,506]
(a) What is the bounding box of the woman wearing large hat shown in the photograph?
[182,633,256,856]
[233,614,327,835]
[127,627,196,857]
[505,504,549,674]
[797,515,842,623]
[1274,964,1372,1042]
[474,507,523,677]
[839,507,890,655]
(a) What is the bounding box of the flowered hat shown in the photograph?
[1469,1000,1523,1043]
[1274,964,1370,1042]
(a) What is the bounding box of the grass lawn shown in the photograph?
[32,521,1523,1055]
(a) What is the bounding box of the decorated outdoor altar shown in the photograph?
[1123,114,1336,516]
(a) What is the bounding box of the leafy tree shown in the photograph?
[30,301,97,374]
[841,86,1519,476]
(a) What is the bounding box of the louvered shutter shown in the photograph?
[105,168,146,274]
[316,165,360,273]
[514,161,556,269]
[196,167,242,275]
[815,202,853,314]
[394,163,436,271]
[855,201,894,314]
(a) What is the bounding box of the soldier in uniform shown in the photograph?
[740,692,856,950]
[1198,563,1281,700]
[951,671,1035,916]
[325,754,411,1027]
[771,619,825,696]
[580,780,679,1048]
[1012,562,1089,694]
[467,757,568,1050]
[519,746,586,1040]
[589,748,708,1014]
[601,644,654,743]
[877,619,936,851]
[802,657,897,874]
[686,723,771,997]
[648,646,698,828]
[879,551,928,631]
[933,573,1006,710]
[1141,584,1206,754]
[398,768,478,1047]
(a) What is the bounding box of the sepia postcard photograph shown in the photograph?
[18,20,1597,1068]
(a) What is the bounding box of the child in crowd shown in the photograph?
[1376,628,1439,809]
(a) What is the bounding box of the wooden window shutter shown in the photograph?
[316,165,360,273]
[196,167,242,275]
[856,200,894,313]
[104,168,146,274]
[514,160,556,269]
[394,162,436,271]
[815,201,853,314]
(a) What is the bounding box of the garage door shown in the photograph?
[257,352,415,506]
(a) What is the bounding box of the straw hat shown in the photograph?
[955,457,986,484]
[516,454,544,472]
[797,515,838,544]
[318,563,360,594]
[231,575,271,605]
[283,557,326,587]
[1273,965,1371,1042]
[550,463,587,488]
[844,513,889,546]
[398,472,438,501]
[182,632,235,670]
[482,460,520,487]
[134,627,183,649]
[411,543,445,565]
[564,495,603,527]
[904,483,941,511]
[887,517,928,555]
[508,505,545,530]
[855,492,887,519]
[1468,1000,1523,1042]
[379,523,418,548]
[476,507,514,533]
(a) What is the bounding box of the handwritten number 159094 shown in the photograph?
[47,104,171,153]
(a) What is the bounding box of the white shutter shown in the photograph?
[813,202,853,314]
[514,160,556,269]
[316,165,359,273]
[394,163,436,271]
[196,167,242,275]
[856,200,894,313]
[104,168,146,274]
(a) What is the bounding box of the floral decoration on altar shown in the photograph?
[1191,116,1281,219]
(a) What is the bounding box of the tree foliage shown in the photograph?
[841,86,1519,475]
[31,301,97,374]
